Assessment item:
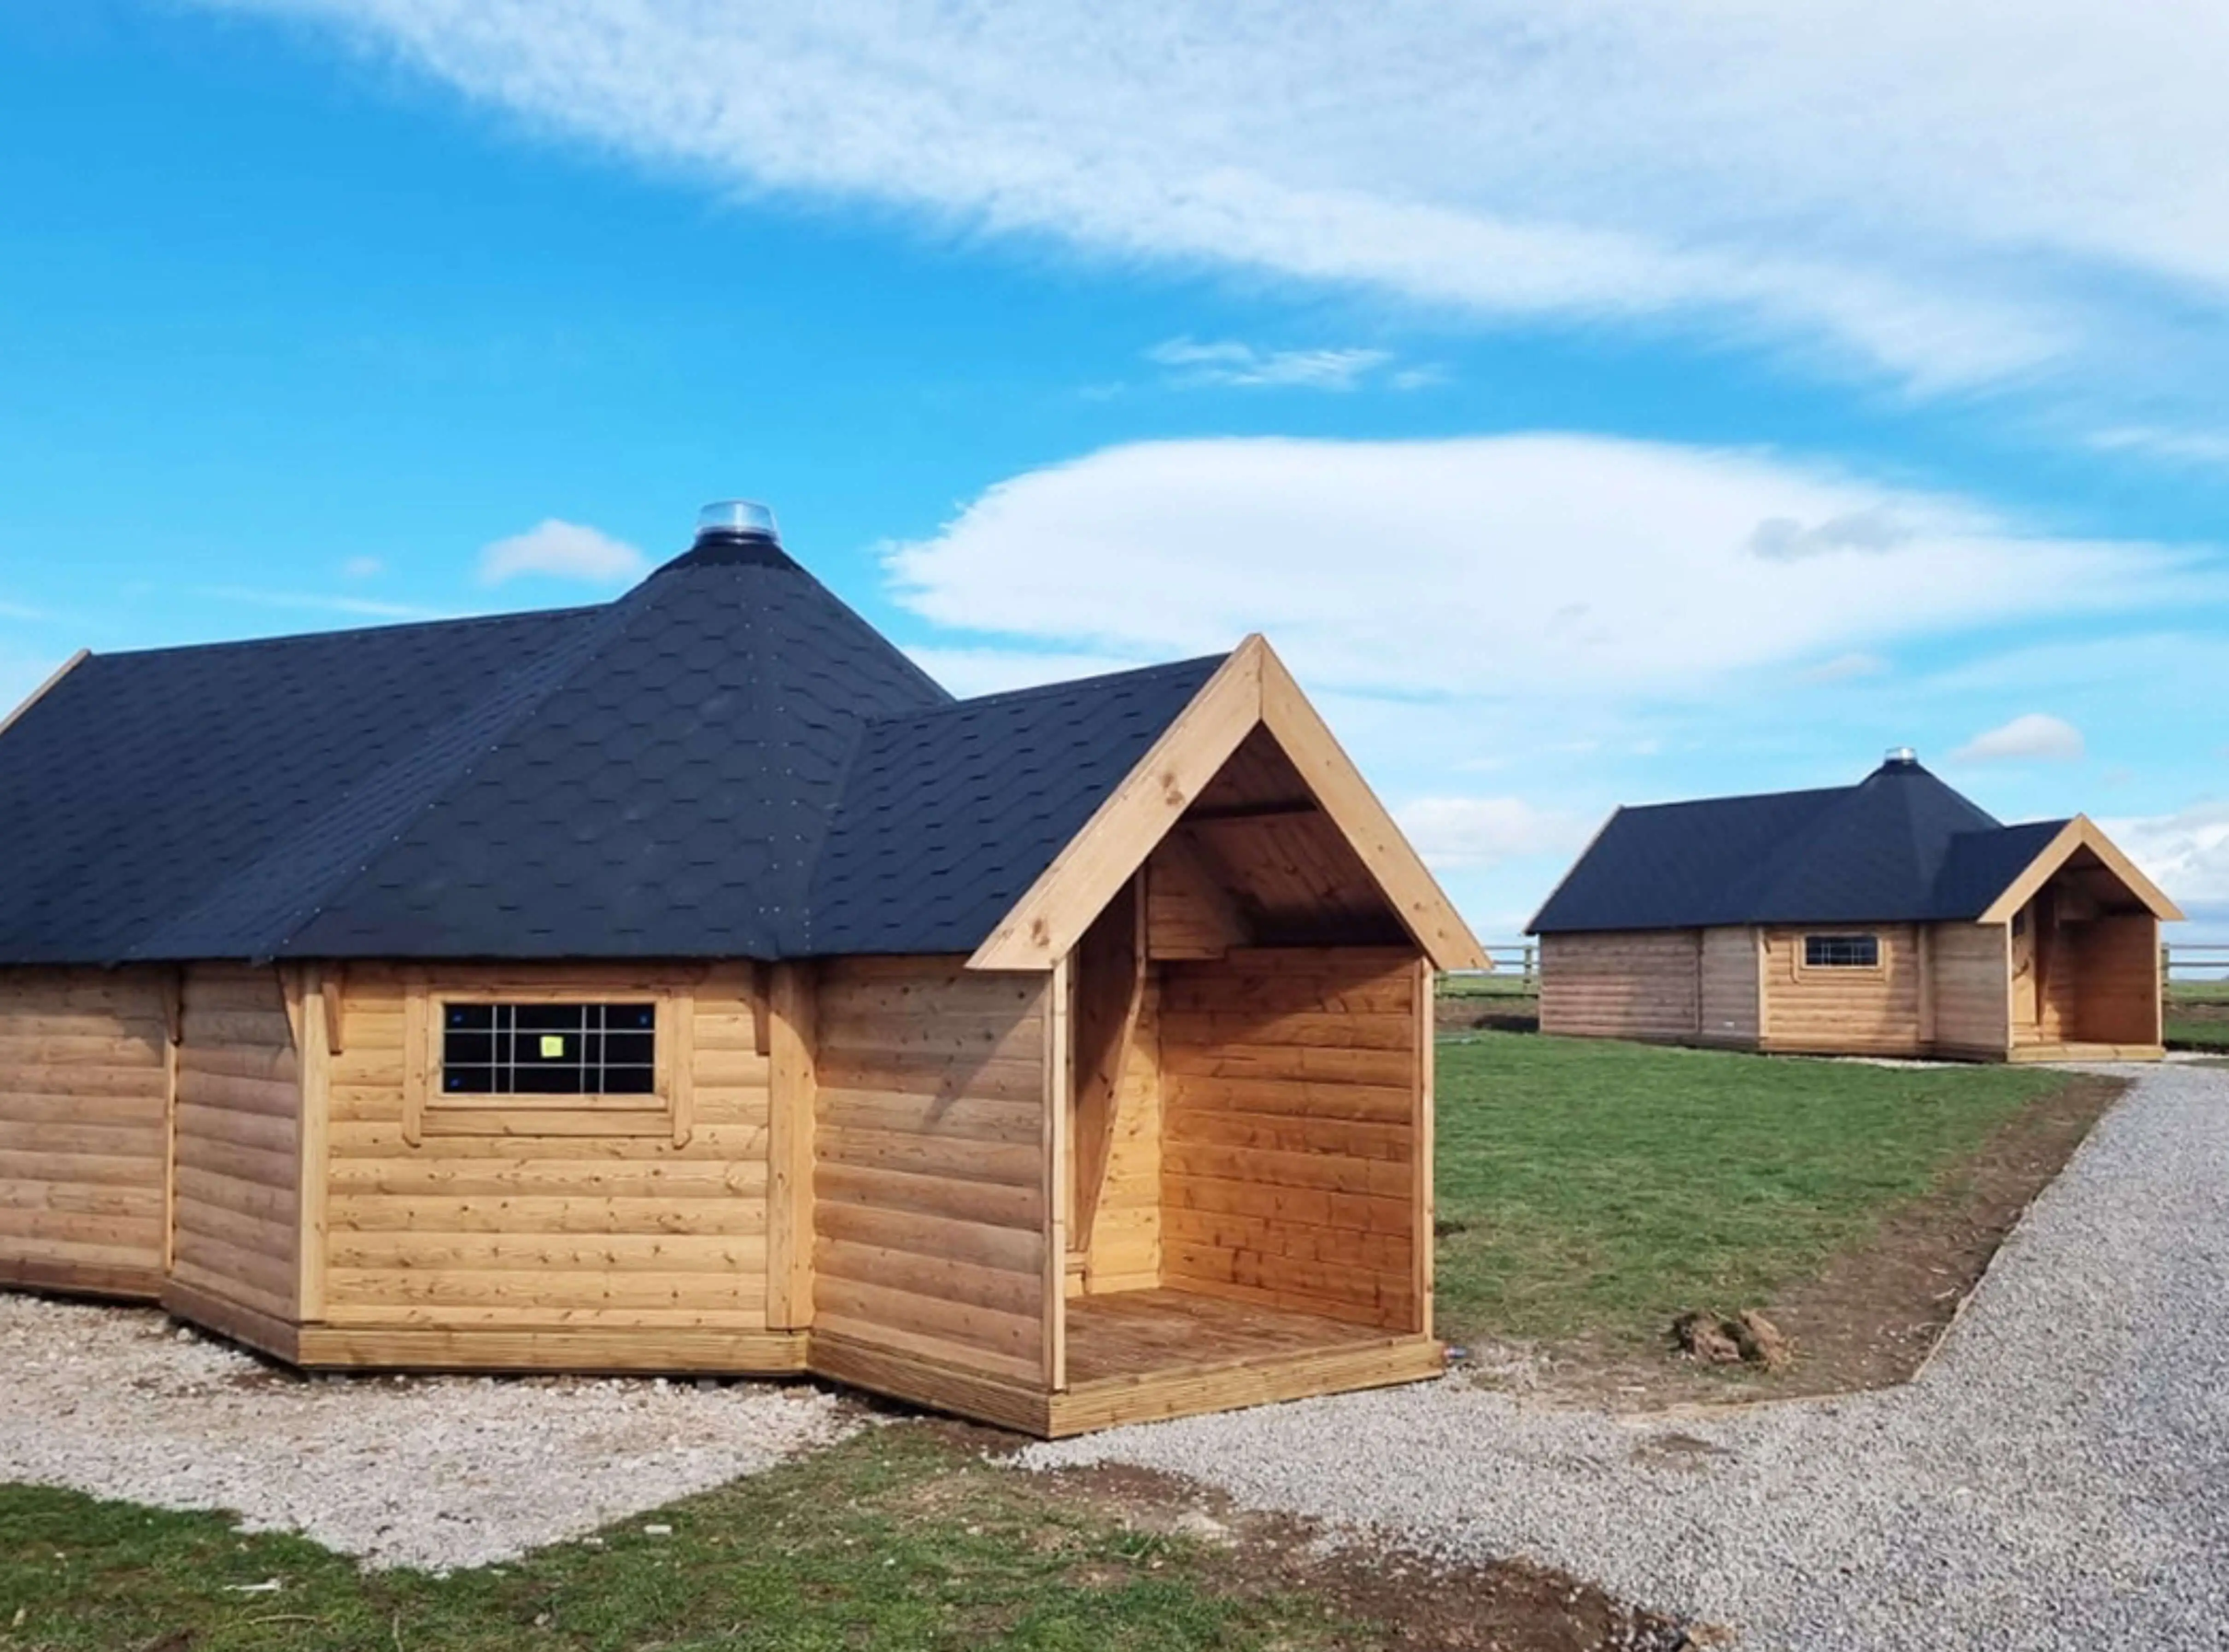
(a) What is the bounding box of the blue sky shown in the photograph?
[3,1,2227,940]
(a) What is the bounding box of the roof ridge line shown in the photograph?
[867,651,1233,725]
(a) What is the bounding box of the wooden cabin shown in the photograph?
[0,504,1482,1436]
[1529,751,2180,1062]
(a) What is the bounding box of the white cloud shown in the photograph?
[1802,651,1890,684]
[1397,796,1587,871]
[196,0,2229,392]
[1148,339,1395,392]
[882,434,2202,697]
[905,646,1154,698]
[478,520,648,586]
[204,586,445,621]
[2101,801,2229,905]
[2089,427,2229,469]
[340,555,385,579]
[1951,712,2087,763]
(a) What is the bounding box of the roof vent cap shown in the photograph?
[1884,745,1918,767]
[694,499,779,545]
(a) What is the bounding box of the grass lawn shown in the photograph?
[0,1428,1367,1652]
[2166,981,2229,1049]
[1432,1031,2077,1348]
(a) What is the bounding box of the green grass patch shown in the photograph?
[2166,981,2229,1049]
[0,1429,1352,1652]
[1431,1032,2072,1347]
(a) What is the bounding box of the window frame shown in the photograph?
[401,975,695,1144]
[1796,931,1886,976]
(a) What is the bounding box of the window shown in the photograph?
[400,976,696,1144]
[1803,933,1881,969]
[441,1002,656,1096]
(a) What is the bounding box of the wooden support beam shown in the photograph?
[1043,954,1071,1392]
[296,966,331,1321]
[766,961,817,1331]
[1069,875,1146,1269]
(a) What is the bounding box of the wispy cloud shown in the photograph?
[478,520,648,585]
[1147,339,1401,392]
[194,0,2229,396]
[883,434,2205,697]
[2102,800,2229,906]
[1951,712,2086,764]
[340,555,386,579]
[1802,650,1890,684]
[2089,426,2229,469]
[1396,795,1588,871]
[203,586,446,621]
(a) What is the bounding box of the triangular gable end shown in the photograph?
[1976,815,2184,925]
[967,636,1487,973]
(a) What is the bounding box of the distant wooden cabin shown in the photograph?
[1528,751,2180,1063]
[0,503,1483,1436]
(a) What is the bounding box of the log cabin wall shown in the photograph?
[1538,931,1702,1041]
[0,966,172,1299]
[308,962,781,1371]
[164,963,301,1345]
[809,957,1051,1387]
[1158,946,1423,1333]
[1757,926,1925,1056]
[1928,923,2011,1057]
[1697,926,1762,1047]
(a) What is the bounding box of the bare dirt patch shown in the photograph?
[994,1444,1694,1651]
[1464,1073,2126,1410]
[1437,992,1540,1036]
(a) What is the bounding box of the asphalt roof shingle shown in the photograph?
[0,538,1228,965]
[1528,758,2070,934]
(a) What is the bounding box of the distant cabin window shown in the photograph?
[441,1002,657,1096]
[1803,934,1880,969]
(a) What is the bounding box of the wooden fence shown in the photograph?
[1453,943,2225,990]
[2166,944,2229,984]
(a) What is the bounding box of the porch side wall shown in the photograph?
[810,957,1050,1385]
[2069,914,2163,1047]
[1758,925,1924,1055]
[1930,923,2012,1057]
[309,962,779,1369]
[0,966,171,1298]
[1538,931,1702,1042]
[164,963,301,1341]
[1158,945,1422,1332]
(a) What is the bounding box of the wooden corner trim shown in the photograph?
[1253,642,1487,972]
[0,648,88,743]
[968,639,1268,972]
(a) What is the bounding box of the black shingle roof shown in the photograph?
[1529,758,2069,934]
[0,537,1227,965]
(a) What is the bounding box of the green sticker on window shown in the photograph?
[540,1034,567,1059]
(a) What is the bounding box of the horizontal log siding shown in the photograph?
[2069,915,2161,1046]
[811,958,1050,1385]
[1538,931,1702,1042]
[1697,926,1761,1047]
[1760,926,1925,1056]
[321,964,771,1331]
[1930,923,2011,1056]
[170,964,300,1322]
[1082,974,1161,1294]
[1158,947,1421,1332]
[0,967,171,1296]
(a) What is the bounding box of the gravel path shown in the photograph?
[0,1297,853,1571]
[1024,1063,2229,1650]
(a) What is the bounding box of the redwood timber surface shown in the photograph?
[0,966,171,1299]
[168,964,301,1325]
[1158,947,1423,1332]
[810,957,1052,1387]
[1538,931,1702,1042]
[1758,926,1925,1056]
[318,963,772,1342]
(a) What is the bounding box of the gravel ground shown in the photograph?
[1024,1063,2229,1651]
[0,1296,853,1571]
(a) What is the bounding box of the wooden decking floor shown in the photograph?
[1065,1288,1407,1384]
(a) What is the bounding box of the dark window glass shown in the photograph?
[1803,934,1881,969]
[439,1002,657,1098]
